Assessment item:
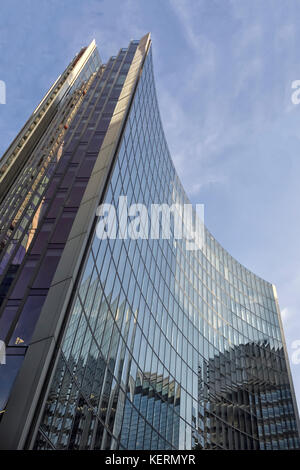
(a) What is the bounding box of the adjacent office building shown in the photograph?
[0,34,299,450]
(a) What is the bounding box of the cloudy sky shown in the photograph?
[0,0,300,408]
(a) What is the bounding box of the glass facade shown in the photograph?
[34,45,299,450]
[0,36,299,450]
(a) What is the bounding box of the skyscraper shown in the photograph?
[0,34,299,450]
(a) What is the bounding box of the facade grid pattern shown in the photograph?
[32,47,300,450]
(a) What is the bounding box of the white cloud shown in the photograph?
[168,0,217,84]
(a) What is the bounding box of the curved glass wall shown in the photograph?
[34,46,300,450]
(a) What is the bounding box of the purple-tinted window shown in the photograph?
[79,156,97,178]
[65,181,87,207]
[11,259,38,299]
[51,212,75,243]
[0,305,19,340]
[110,89,121,99]
[47,192,66,218]
[9,295,46,346]
[65,139,78,153]
[96,118,110,132]
[72,144,87,163]
[60,166,77,189]
[83,130,93,141]
[31,222,54,255]
[56,154,72,174]
[104,102,116,113]
[32,249,63,289]
[44,176,60,199]
[87,135,104,152]
[12,245,27,266]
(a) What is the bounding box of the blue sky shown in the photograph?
[0,0,300,408]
